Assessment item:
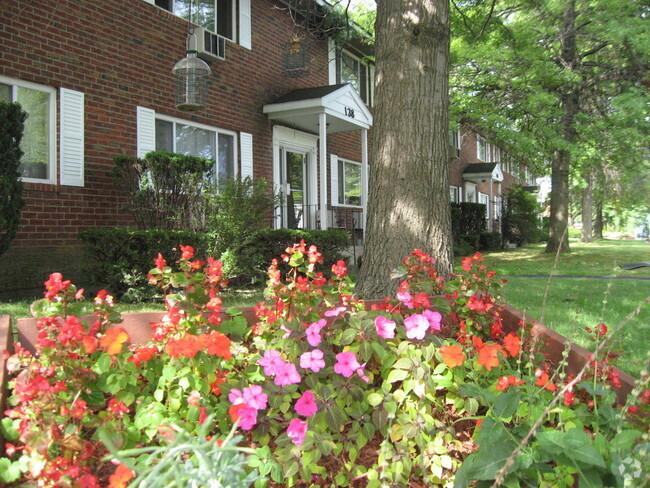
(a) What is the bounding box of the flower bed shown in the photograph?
[0,246,647,487]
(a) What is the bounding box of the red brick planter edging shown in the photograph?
[0,304,638,450]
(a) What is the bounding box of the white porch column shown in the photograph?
[488,177,494,231]
[361,128,368,233]
[497,181,502,229]
[319,112,328,230]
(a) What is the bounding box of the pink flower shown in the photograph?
[243,385,268,411]
[274,362,302,387]
[397,291,413,309]
[295,390,318,417]
[423,309,442,331]
[280,324,292,338]
[300,349,326,372]
[356,367,370,383]
[334,351,361,378]
[324,307,346,317]
[374,316,396,339]
[306,319,326,347]
[404,313,429,340]
[229,404,258,430]
[228,388,244,405]
[258,350,285,377]
[187,390,201,407]
[287,418,308,446]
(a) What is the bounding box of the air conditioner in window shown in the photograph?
[189,27,226,62]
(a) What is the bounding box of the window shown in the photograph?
[493,146,501,163]
[478,192,489,219]
[450,186,460,203]
[331,47,374,106]
[0,76,56,182]
[449,127,460,156]
[155,115,236,182]
[338,158,362,206]
[477,135,489,161]
[154,0,234,40]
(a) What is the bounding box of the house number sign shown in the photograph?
[344,107,355,118]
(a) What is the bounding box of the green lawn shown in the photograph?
[477,239,650,377]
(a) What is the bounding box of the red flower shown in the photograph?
[100,327,130,356]
[211,374,227,396]
[166,334,202,359]
[332,260,348,277]
[477,342,502,371]
[108,464,135,488]
[179,244,195,260]
[535,368,557,391]
[82,336,99,354]
[201,331,232,360]
[70,399,87,419]
[439,345,465,368]
[107,399,129,415]
[563,390,575,406]
[187,390,202,407]
[128,346,158,367]
[503,332,521,357]
[461,257,473,272]
[496,375,525,391]
[43,272,71,299]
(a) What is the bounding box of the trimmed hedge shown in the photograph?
[80,227,350,300]
[451,203,486,236]
[479,232,502,252]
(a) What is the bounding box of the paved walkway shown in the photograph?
[503,274,650,280]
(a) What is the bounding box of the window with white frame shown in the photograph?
[478,192,489,219]
[330,46,374,106]
[449,127,461,156]
[493,146,501,163]
[0,77,57,182]
[338,158,362,206]
[155,116,236,182]
[477,135,489,161]
[450,186,461,203]
[153,0,235,40]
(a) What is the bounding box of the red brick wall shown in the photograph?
[0,0,362,297]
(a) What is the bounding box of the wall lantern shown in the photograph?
[172,39,211,112]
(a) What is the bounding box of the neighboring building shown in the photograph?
[0,0,373,297]
[449,125,537,232]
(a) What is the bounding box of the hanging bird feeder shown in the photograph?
[172,43,211,112]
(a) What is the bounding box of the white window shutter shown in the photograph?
[59,88,84,187]
[240,132,253,179]
[330,154,339,206]
[137,106,155,158]
[239,0,252,50]
[328,39,337,84]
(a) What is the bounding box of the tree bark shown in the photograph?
[580,169,593,242]
[544,0,577,254]
[356,0,453,299]
[593,197,604,238]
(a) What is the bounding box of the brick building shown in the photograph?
[0,0,374,297]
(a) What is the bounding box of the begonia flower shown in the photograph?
[108,464,135,488]
[99,327,129,356]
[287,418,308,446]
[374,316,396,339]
[300,349,326,372]
[179,244,195,260]
[258,350,285,377]
[332,260,347,277]
[295,390,318,417]
[274,362,301,387]
[404,314,429,340]
[334,351,361,378]
[154,253,166,271]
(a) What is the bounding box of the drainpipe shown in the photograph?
[361,128,368,235]
[319,112,327,230]
[489,177,493,231]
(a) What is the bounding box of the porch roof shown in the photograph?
[463,163,504,183]
[263,84,373,134]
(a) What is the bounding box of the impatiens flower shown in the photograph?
[179,244,195,260]
[211,375,227,396]
[83,336,99,354]
[187,390,202,407]
[258,350,285,377]
[243,385,268,411]
[404,314,429,340]
[356,367,370,383]
[201,331,231,359]
[439,345,465,368]
[108,464,135,488]
[332,260,348,277]
[166,334,202,359]
[375,316,396,339]
[280,324,292,338]
[99,327,129,355]
[154,253,167,271]
[334,351,361,378]
[229,404,258,430]
[127,346,158,367]
[300,349,326,372]
[535,368,557,391]
[324,307,346,318]
[295,390,318,417]
[274,362,302,387]
[496,375,525,391]
[229,388,244,405]
[306,319,327,347]
[503,332,521,357]
[287,418,308,446]
[477,342,502,371]
[397,291,414,309]
[423,309,442,332]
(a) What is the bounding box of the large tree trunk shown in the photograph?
[593,197,604,238]
[545,0,577,254]
[356,0,453,299]
[580,169,593,242]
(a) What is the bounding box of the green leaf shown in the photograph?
[563,429,606,468]
[94,353,112,374]
[285,460,299,478]
[367,392,384,407]
[339,328,358,345]
[326,405,347,432]
[491,390,519,420]
[219,315,249,338]
[117,390,135,406]
[393,358,413,370]
[386,369,409,384]
[1,418,19,441]
[0,457,24,483]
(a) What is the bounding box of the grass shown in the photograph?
[477,238,650,377]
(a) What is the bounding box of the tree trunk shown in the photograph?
[356,0,453,299]
[593,197,604,238]
[544,0,577,254]
[580,169,593,242]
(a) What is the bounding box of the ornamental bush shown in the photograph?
[0,101,27,258]
[1,244,648,487]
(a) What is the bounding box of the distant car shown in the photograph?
[637,231,649,239]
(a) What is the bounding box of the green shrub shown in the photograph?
[79,227,210,300]
[479,232,502,251]
[501,186,543,246]
[458,233,480,254]
[0,101,27,257]
[451,203,487,235]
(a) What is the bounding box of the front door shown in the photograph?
[280,148,311,229]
